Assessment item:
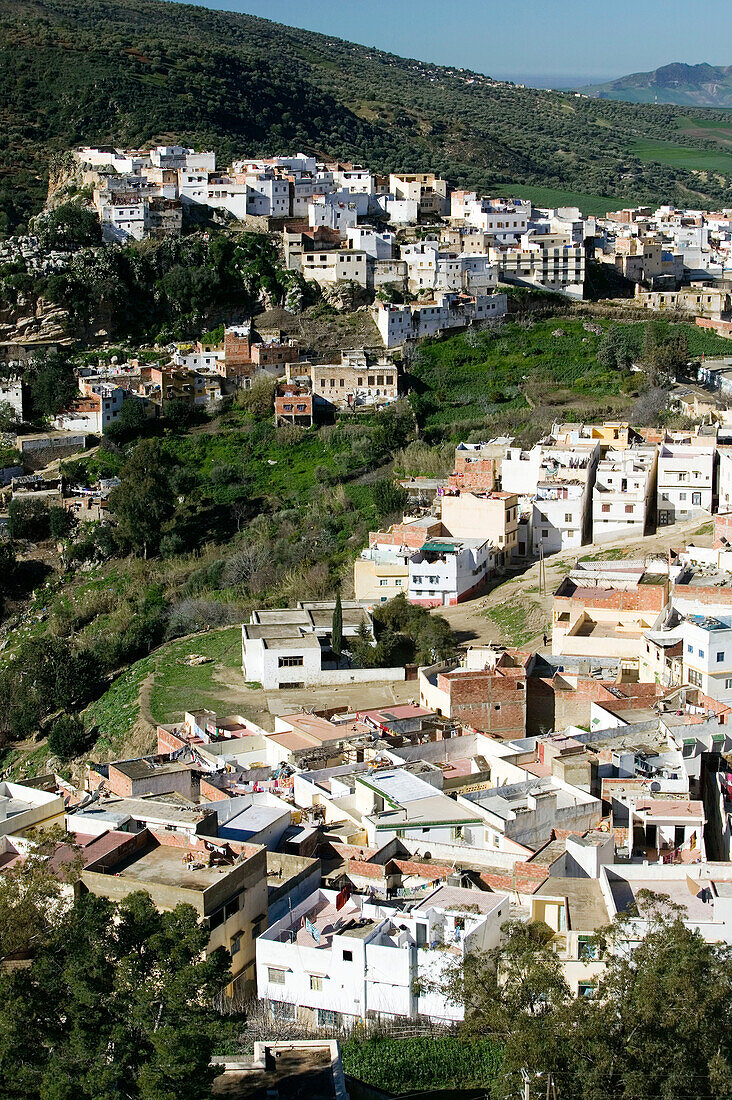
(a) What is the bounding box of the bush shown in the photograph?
[49,506,72,539]
[48,714,90,762]
[236,377,276,419]
[7,497,49,540]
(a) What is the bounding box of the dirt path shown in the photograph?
[438,516,712,651]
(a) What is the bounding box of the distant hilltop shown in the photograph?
[581,62,732,107]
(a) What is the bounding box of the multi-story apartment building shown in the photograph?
[301,249,369,288]
[408,535,496,606]
[256,885,508,1026]
[440,490,519,561]
[657,440,715,526]
[682,614,732,701]
[375,293,507,348]
[287,351,398,410]
[389,173,448,217]
[494,238,585,298]
[592,447,658,543]
[450,193,530,240]
[354,543,411,603]
[81,829,267,997]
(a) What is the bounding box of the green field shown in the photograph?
[677,117,732,140]
[491,184,619,217]
[630,139,732,174]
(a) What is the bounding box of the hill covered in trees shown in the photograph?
[4,0,732,233]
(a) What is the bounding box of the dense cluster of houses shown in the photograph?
[72,145,587,304]
[7,588,732,1023]
[595,203,732,329]
[355,420,729,608]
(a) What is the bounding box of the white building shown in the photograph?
[302,250,369,288]
[683,614,732,701]
[346,228,395,260]
[308,196,360,237]
[451,193,530,241]
[241,602,404,691]
[0,378,23,422]
[100,196,147,243]
[256,885,509,1026]
[592,447,658,543]
[408,535,496,607]
[657,441,715,526]
[374,293,507,348]
[533,480,588,554]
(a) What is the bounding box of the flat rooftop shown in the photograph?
[213,1046,337,1100]
[536,876,609,931]
[606,870,712,922]
[111,840,236,891]
[412,885,505,916]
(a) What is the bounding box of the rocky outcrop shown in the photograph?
[321,280,372,312]
[0,297,73,343]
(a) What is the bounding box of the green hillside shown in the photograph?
[4,1,732,233]
[582,62,732,108]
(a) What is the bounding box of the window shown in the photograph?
[342,950,353,962]
[379,579,389,587]
[209,908,225,930]
[252,920,262,940]
[230,934,242,955]
[565,513,572,523]
[726,679,732,690]
[268,968,286,985]
[317,1009,339,1027]
[602,504,610,513]
[625,505,633,513]
[718,652,725,663]
[225,896,240,919]
[687,645,693,654]
[310,975,325,991]
[688,668,702,688]
[699,649,705,659]
[578,935,598,960]
[278,656,304,668]
[578,983,596,999]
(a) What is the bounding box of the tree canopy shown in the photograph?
[0,890,230,1100]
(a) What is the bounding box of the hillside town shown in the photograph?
[7,141,732,1099]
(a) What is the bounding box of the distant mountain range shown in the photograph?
[581,63,732,107]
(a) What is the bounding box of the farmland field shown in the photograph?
[630,139,732,174]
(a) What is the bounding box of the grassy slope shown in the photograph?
[409,317,732,440]
[4,0,732,229]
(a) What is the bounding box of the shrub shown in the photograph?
[48,714,90,762]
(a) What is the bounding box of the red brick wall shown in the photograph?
[157,727,186,755]
[555,581,668,615]
[224,331,252,366]
[107,764,133,798]
[252,344,299,366]
[369,521,442,551]
[714,513,732,549]
[697,317,732,338]
[200,778,231,803]
[448,454,499,493]
[441,669,527,738]
[674,582,732,607]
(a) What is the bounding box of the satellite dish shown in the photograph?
[650,781,661,792]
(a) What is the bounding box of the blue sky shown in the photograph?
[172,0,732,82]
